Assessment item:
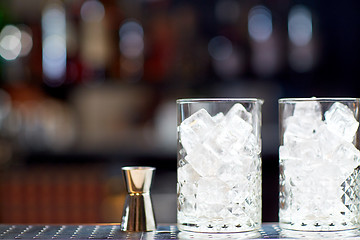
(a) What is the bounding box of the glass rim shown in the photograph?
[176,98,264,104]
[122,166,156,171]
[279,97,360,103]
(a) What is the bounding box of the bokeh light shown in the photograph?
[119,19,144,81]
[288,5,312,46]
[42,35,67,80]
[119,20,144,59]
[208,36,233,61]
[80,0,105,23]
[0,25,33,61]
[42,1,66,86]
[42,3,66,36]
[0,25,22,61]
[288,5,314,73]
[248,5,273,42]
[19,27,33,57]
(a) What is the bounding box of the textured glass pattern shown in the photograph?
[341,167,360,215]
[280,165,360,230]
[177,145,261,232]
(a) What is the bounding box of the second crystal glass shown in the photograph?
[279,98,360,231]
[177,98,263,233]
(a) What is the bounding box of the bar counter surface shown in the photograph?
[0,223,360,239]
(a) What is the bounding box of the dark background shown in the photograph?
[0,0,359,224]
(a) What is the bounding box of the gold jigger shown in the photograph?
[120,166,156,232]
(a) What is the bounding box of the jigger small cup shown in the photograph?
[120,166,156,232]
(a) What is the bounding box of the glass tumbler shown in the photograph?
[279,98,360,231]
[177,98,263,233]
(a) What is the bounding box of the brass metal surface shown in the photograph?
[120,166,156,232]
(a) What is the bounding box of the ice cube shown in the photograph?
[217,163,248,187]
[225,114,253,144]
[330,141,360,176]
[204,119,254,162]
[184,144,220,177]
[293,100,322,120]
[241,132,261,157]
[179,108,215,153]
[316,124,343,159]
[179,181,197,197]
[283,116,323,143]
[213,112,225,123]
[325,102,359,142]
[196,203,226,222]
[203,122,240,159]
[226,103,253,125]
[180,195,196,216]
[280,137,322,163]
[196,177,230,204]
[196,180,229,220]
[279,145,291,160]
[177,164,200,184]
[312,163,345,188]
[228,184,248,204]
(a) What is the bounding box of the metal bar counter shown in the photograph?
[0,223,359,239]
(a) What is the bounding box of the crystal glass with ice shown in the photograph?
[177,98,263,233]
[279,98,360,231]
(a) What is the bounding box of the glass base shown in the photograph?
[178,222,260,233]
[178,229,261,239]
[279,221,359,232]
[280,227,360,238]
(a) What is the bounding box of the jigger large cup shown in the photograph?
[120,166,156,232]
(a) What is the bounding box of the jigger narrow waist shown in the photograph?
[128,192,150,195]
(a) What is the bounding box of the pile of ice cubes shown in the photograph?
[177,103,261,232]
[280,100,360,229]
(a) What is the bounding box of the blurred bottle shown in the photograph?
[79,0,111,84]
[288,4,317,74]
[66,1,84,85]
[0,89,13,167]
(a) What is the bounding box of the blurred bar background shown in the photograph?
[0,0,359,224]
